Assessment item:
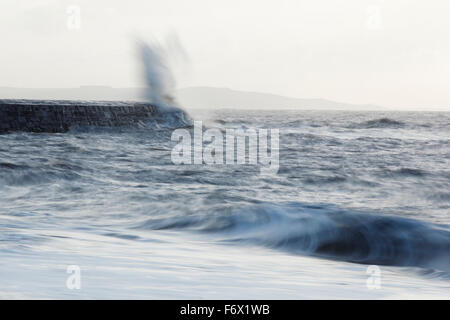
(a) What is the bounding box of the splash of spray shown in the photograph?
[137,36,187,113]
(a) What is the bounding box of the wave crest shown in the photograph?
[136,202,450,271]
[354,118,405,128]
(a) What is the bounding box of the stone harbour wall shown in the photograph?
[0,100,158,133]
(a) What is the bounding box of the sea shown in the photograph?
[0,102,449,299]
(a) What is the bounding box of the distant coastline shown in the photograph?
[0,86,386,111]
[1,86,448,111]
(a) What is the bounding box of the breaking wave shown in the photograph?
[354,117,405,128]
[135,37,192,128]
[136,202,450,271]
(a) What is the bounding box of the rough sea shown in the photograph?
[1,103,449,299]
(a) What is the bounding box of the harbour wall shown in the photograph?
[0,100,158,133]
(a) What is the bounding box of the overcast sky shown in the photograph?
[1,0,449,109]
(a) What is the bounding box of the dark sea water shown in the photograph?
[1,104,449,299]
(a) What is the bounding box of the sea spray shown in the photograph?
[137,37,193,129]
[138,37,187,112]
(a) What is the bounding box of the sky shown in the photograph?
[0,0,449,109]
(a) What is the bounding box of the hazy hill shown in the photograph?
[176,87,383,110]
[0,86,384,110]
